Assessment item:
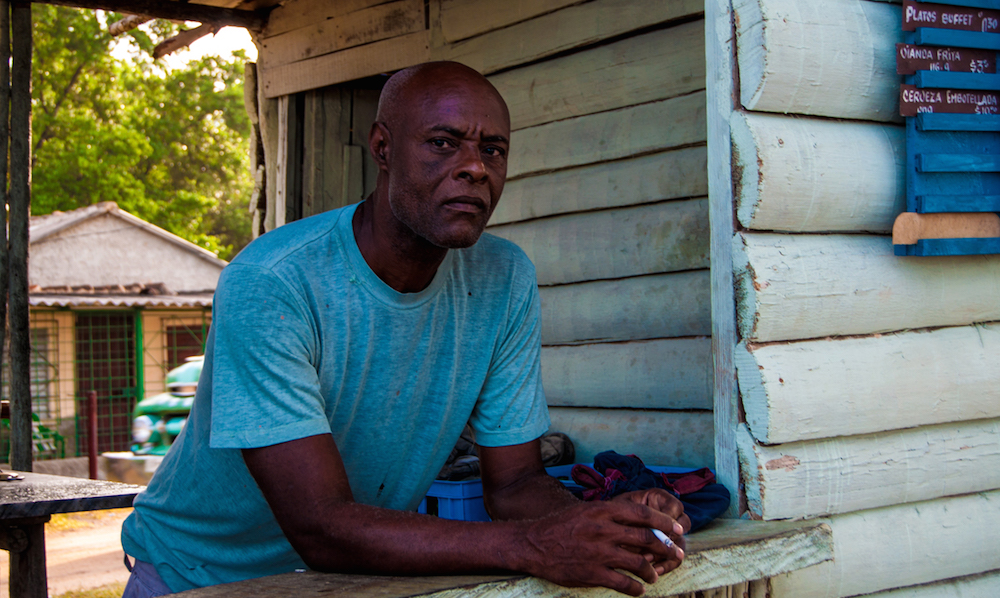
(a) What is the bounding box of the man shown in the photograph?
[121,61,688,598]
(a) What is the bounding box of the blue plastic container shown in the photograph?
[417,477,489,521]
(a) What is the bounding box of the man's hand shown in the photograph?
[480,442,688,595]
[612,489,690,576]
[512,499,686,597]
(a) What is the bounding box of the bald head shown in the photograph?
[376,61,509,132]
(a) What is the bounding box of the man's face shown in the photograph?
[382,78,510,249]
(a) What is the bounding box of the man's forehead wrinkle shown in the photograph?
[427,123,509,145]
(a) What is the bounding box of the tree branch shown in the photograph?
[153,23,218,59]
[34,60,87,156]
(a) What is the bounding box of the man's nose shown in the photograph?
[455,144,488,183]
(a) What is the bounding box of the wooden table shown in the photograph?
[0,471,144,598]
[174,519,833,598]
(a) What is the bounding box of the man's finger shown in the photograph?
[607,501,684,537]
[612,549,658,585]
[599,568,646,597]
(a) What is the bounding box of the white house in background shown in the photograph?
[29,201,225,293]
[15,202,226,457]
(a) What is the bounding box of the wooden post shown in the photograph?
[87,391,98,479]
[9,0,31,472]
[7,518,49,598]
[706,0,742,517]
[0,1,11,440]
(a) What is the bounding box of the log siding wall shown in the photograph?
[728,0,1000,595]
[255,1,713,469]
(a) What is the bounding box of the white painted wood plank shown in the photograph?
[440,0,583,43]
[492,146,707,227]
[706,0,741,518]
[737,323,1000,444]
[260,31,431,99]
[508,92,706,180]
[539,271,711,345]
[770,490,1000,598]
[732,112,905,233]
[489,22,705,131]
[733,233,1000,343]
[548,407,715,469]
[490,199,709,287]
[264,0,394,38]
[738,419,1000,520]
[733,0,902,121]
[261,0,425,70]
[542,338,712,410]
[863,570,1000,598]
[437,0,703,76]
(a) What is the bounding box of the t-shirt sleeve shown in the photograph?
[469,257,550,447]
[207,264,332,449]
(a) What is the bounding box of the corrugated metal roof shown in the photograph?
[30,293,213,309]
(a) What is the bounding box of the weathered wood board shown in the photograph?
[492,146,707,227]
[439,0,583,43]
[737,323,1000,444]
[302,88,350,217]
[538,270,710,345]
[261,31,431,98]
[508,92,707,180]
[738,418,1000,520]
[261,0,424,70]
[257,72,280,232]
[706,0,741,519]
[542,338,712,410]
[863,569,1000,598]
[547,407,714,469]
[437,0,703,76]
[734,232,1000,343]
[263,0,395,38]
[489,21,705,131]
[174,520,833,598]
[732,112,905,233]
[770,489,1000,598]
[490,199,709,287]
[733,0,902,121]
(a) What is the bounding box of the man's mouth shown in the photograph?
[443,196,488,213]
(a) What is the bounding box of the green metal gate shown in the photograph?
[74,311,143,454]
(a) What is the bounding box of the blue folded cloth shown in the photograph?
[570,450,731,532]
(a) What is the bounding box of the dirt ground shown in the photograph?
[0,508,132,596]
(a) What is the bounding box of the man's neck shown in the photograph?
[352,196,449,293]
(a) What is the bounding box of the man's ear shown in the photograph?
[369,122,390,172]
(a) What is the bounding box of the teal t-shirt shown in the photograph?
[121,203,550,591]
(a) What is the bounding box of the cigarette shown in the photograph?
[651,528,675,548]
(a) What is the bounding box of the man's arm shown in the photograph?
[243,434,685,596]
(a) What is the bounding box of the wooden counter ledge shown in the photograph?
[173,519,833,598]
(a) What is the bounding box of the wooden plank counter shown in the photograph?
[173,519,832,597]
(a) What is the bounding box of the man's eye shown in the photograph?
[430,138,452,148]
[484,146,506,157]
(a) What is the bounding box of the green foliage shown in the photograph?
[31,6,253,260]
